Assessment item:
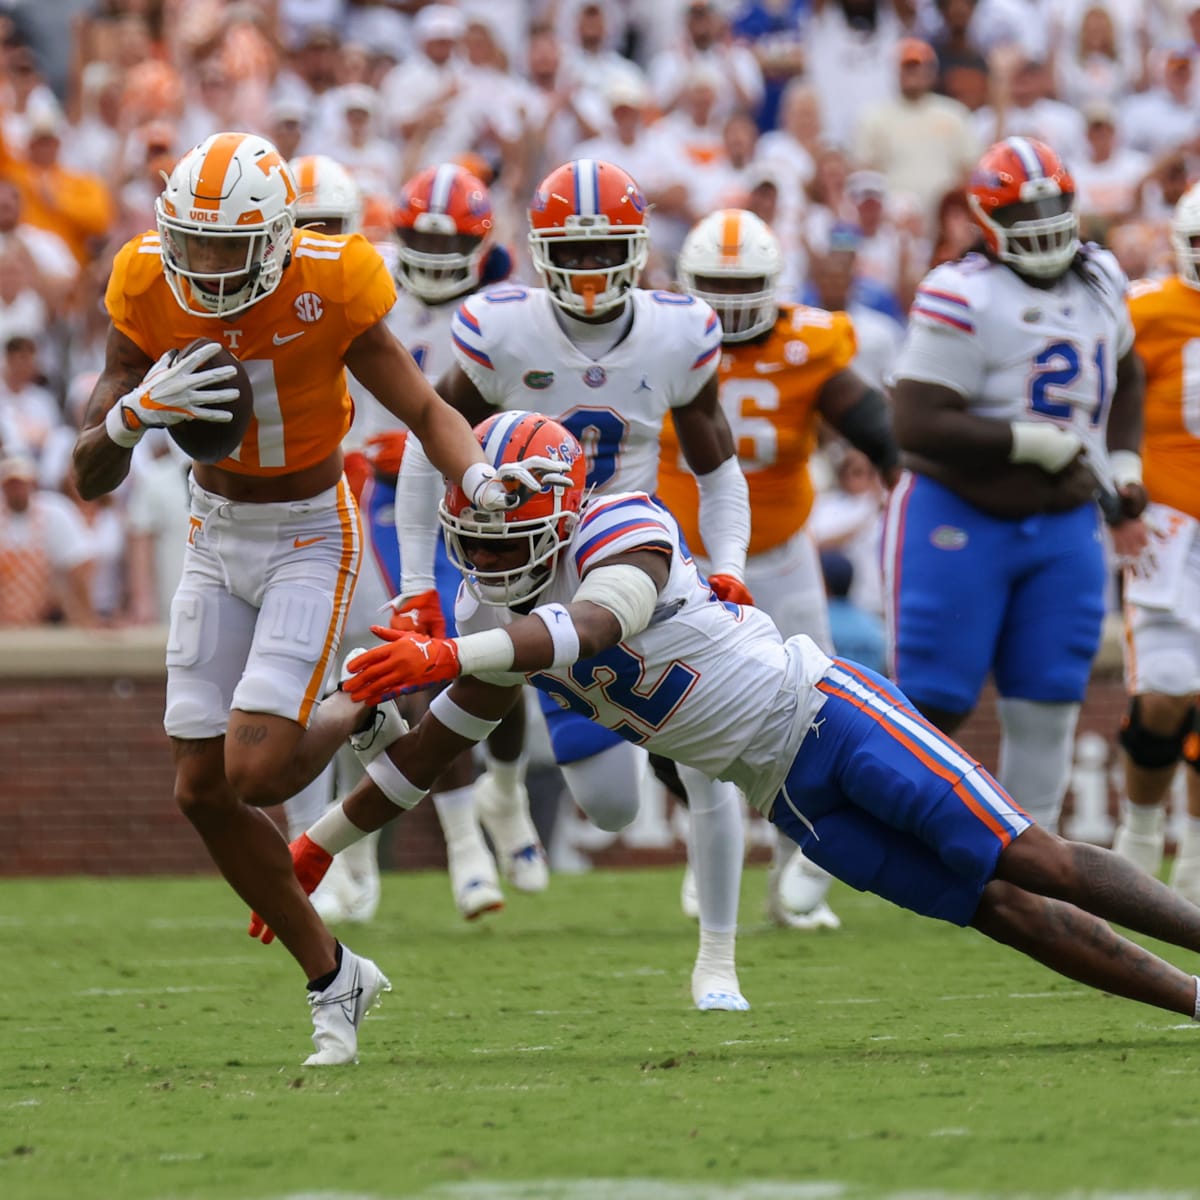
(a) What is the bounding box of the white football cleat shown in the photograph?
[691,966,751,1012]
[447,840,505,920]
[475,770,549,894]
[679,864,699,921]
[303,946,391,1066]
[767,847,841,931]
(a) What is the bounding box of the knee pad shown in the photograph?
[1118,697,1190,770]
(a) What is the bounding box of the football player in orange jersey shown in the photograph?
[1111,181,1200,902]
[657,208,900,932]
[71,131,564,1066]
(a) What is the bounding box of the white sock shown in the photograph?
[1180,815,1200,853]
[284,760,335,840]
[996,698,1080,829]
[483,752,526,798]
[1193,977,1200,1022]
[1125,801,1165,837]
[679,763,742,935]
[433,785,483,853]
[694,928,736,978]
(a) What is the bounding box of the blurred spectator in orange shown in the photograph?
[5,110,114,266]
[0,453,94,628]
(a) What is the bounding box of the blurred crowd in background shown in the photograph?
[0,0,1196,633]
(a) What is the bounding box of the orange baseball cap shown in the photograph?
[898,38,936,66]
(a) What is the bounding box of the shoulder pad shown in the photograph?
[910,262,984,333]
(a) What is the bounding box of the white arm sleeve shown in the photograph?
[695,455,750,579]
[394,435,442,596]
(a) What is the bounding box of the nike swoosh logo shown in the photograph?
[294,535,326,548]
[754,362,785,374]
[273,331,306,345]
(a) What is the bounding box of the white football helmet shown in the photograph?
[1173,182,1200,290]
[291,154,362,234]
[156,131,297,318]
[678,209,782,342]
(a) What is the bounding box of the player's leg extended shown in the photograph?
[992,503,1106,829]
[882,474,1003,733]
[985,826,1200,1016]
[547,695,642,832]
[747,531,839,928]
[679,763,750,1012]
[773,660,1200,1017]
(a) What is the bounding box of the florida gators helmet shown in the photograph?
[291,154,363,234]
[394,162,494,303]
[678,208,781,342]
[156,131,297,318]
[967,137,1078,280]
[528,158,649,317]
[440,411,587,607]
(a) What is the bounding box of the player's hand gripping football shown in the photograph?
[708,574,754,606]
[465,456,576,512]
[385,589,447,638]
[106,343,240,442]
[342,628,462,705]
[248,834,334,944]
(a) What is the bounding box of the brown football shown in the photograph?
[167,338,254,465]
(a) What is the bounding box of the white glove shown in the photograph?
[463,456,576,512]
[104,343,240,447]
[1008,421,1084,474]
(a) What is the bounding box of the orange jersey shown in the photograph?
[657,303,856,556]
[105,229,396,476]
[1127,275,1200,520]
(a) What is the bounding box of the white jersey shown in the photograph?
[455,492,833,814]
[895,248,1134,470]
[448,285,723,492]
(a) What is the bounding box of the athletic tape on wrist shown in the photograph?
[429,689,502,742]
[530,602,581,667]
[365,754,428,810]
[453,627,516,675]
[104,401,143,448]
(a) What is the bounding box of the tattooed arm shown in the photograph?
[72,326,155,500]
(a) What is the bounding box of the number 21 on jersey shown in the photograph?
[1029,339,1109,427]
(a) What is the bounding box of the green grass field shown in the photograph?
[3,867,1199,1200]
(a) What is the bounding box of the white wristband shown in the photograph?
[462,461,492,507]
[452,627,516,674]
[365,754,428,810]
[306,804,369,855]
[104,401,143,448]
[530,602,581,667]
[1109,450,1143,489]
[429,689,502,741]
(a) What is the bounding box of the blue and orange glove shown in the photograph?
[385,589,447,639]
[248,833,334,944]
[708,573,754,606]
[342,627,462,705]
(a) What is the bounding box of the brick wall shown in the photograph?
[0,664,1139,878]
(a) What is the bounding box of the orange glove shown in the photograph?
[343,627,462,705]
[365,430,409,481]
[708,573,754,606]
[387,588,446,638]
[248,833,334,944]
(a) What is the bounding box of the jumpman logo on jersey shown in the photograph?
[635,376,653,393]
[810,717,826,739]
